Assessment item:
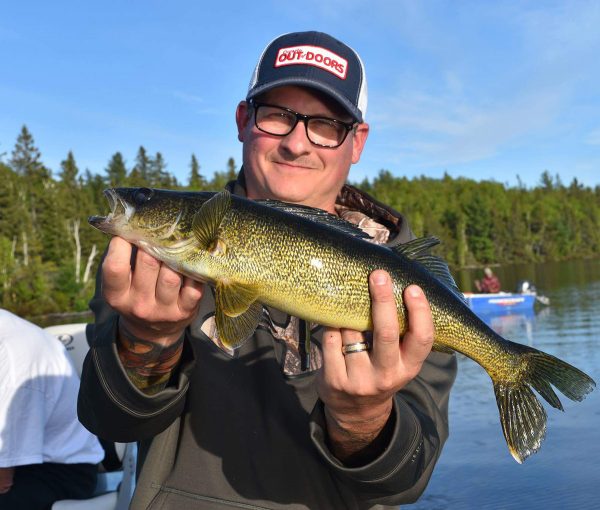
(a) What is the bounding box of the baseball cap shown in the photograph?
[246,31,368,123]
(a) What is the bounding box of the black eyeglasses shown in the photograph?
[250,100,357,148]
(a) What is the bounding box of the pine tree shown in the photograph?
[0,235,17,306]
[129,146,151,186]
[0,163,19,240]
[150,151,172,187]
[7,127,52,259]
[9,125,49,180]
[57,152,90,286]
[105,152,127,187]
[226,157,237,181]
[58,152,81,214]
[188,154,205,190]
[59,151,79,188]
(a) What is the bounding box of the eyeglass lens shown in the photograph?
[255,104,351,148]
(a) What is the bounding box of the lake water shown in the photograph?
[410,259,600,509]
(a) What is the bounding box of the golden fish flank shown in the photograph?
[89,187,596,464]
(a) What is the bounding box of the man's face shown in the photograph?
[236,86,369,213]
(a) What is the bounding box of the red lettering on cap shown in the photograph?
[274,45,348,79]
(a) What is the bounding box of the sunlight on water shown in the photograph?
[410,259,600,510]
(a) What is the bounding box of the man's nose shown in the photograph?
[279,120,311,154]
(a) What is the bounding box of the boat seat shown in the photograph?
[45,323,136,510]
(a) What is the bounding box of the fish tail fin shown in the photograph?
[493,345,595,463]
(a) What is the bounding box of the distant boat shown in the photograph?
[463,292,548,314]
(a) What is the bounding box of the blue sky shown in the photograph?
[1,1,599,188]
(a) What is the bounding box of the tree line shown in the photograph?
[1,125,599,319]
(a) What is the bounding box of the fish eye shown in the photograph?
[134,188,154,205]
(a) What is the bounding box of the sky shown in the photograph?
[1,0,599,188]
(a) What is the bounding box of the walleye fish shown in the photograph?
[89,187,595,463]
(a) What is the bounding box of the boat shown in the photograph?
[464,289,550,315]
[463,292,537,314]
[463,278,550,315]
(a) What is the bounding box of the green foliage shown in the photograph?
[358,172,600,268]
[1,125,599,320]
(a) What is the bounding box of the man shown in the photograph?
[475,267,502,293]
[78,31,456,509]
[0,309,104,509]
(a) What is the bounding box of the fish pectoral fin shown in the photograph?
[215,300,263,350]
[192,190,232,249]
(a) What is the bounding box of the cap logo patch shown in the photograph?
[274,45,347,79]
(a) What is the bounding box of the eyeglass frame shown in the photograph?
[248,99,358,148]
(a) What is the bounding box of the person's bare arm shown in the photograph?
[0,467,15,494]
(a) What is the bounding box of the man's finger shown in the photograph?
[155,264,184,307]
[130,248,162,302]
[101,237,133,299]
[320,327,348,385]
[401,285,434,372]
[340,328,371,380]
[369,270,400,370]
[179,277,205,314]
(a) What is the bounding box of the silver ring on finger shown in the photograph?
[341,341,371,355]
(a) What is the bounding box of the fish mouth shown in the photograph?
[88,189,130,233]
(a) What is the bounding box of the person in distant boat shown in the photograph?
[475,267,502,293]
[78,31,457,509]
[0,309,104,509]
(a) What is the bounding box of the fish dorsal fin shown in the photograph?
[256,199,372,240]
[394,236,466,304]
[192,190,232,248]
[215,280,263,349]
[392,236,441,258]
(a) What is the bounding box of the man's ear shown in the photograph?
[351,123,370,164]
[236,101,251,142]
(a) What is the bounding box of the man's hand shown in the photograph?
[102,237,204,393]
[102,237,204,345]
[317,270,434,463]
